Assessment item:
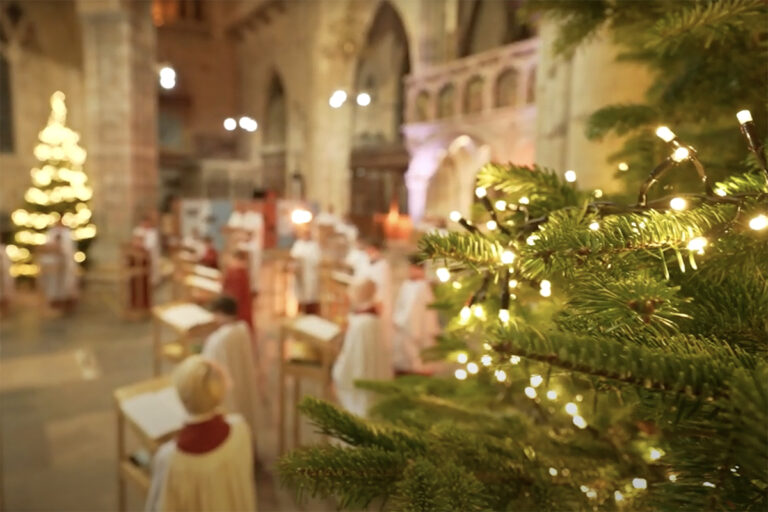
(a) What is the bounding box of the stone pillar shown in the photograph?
[77,0,157,266]
[535,21,651,193]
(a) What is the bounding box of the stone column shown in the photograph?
[77,0,157,267]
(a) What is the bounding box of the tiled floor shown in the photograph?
[0,254,368,512]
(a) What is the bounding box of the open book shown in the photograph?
[120,386,186,440]
[292,315,342,342]
[157,303,215,331]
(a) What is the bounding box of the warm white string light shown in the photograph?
[749,213,767,231]
[436,267,451,282]
[670,197,687,211]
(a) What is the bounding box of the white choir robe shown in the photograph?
[336,222,358,244]
[358,258,393,352]
[145,414,256,512]
[0,245,14,302]
[181,235,206,259]
[202,322,259,441]
[134,226,162,286]
[392,279,440,373]
[38,226,78,302]
[344,248,369,279]
[289,239,321,305]
[315,211,339,227]
[227,210,244,229]
[332,312,393,417]
[241,211,264,293]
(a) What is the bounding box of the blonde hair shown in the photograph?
[173,355,227,415]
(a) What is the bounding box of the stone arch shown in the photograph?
[463,75,484,115]
[413,89,431,122]
[495,67,519,108]
[458,0,534,57]
[437,83,455,118]
[263,71,286,147]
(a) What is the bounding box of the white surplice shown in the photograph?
[38,225,78,302]
[202,321,259,441]
[134,226,162,285]
[358,258,393,351]
[0,245,14,302]
[145,414,256,512]
[332,312,393,417]
[392,279,440,373]
[181,235,206,259]
[344,248,369,279]
[289,239,321,305]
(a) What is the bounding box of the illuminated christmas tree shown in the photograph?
[9,91,96,277]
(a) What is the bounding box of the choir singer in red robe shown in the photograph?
[222,250,253,330]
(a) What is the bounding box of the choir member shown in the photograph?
[38,220,78,312]
[289,228,321,315]
[392,256,441,375]
[126,234,151,312]
[181,227,206,260]
[202,296,259,445]
[240,230,263,297]
[344,239,369,278]
[0,243,14,314]
[133,216,162,286]
[315,204,339,228]
[199,236,219,269]
[358,238,393,351]
[336,213,359,244]
[146,355,256,512]
[332,279,393,417]
[222,251,252,329]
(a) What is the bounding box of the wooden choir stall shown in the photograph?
[151,301,218,376]
[278,314,343,454]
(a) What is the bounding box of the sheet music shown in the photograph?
[158,303,215,330]
[331,271,353,285]
[292,315,341,342]
[194,265,222,280]
[120,386,186,440]
[184,275,222,294]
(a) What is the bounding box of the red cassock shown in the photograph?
[200,247,219,269]
[127,248,151,310]
[223,266,253,329]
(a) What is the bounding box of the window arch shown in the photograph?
[463,75,484,114]
[495,68,519,108]
[437,84,455,118]
[264,73,286,147]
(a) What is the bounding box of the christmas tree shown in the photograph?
[278,2,768,511]
[8,91,96,277]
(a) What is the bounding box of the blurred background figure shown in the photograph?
[37,220,78,313]
[289,227,321,314]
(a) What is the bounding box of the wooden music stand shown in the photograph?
[122,245,152,320]
[114,376,182,511]
[320,264,352,326]
[278,315,343,455]
[182,274,222,304]
[151,302,218,376]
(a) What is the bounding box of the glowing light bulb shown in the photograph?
[589,221,600,231]
[473,304,485,319]
[486,220,498,230]
[508,279,518,288]
[526,234,539,246]
[549,467,558,476]
[649,448,664,461]
[632,478,647,489]
[585,490,597,499]
[668,474,678,482]
[749,214,768,231]
[74,251,86,263]
[656,126,676,142]
[687,236,707,253]
[702,481,716,488]
[546,390,557,400]
[736,109,753,124]
[329,89,347,108]
[475,186,487,198]
[494,369,507,382]
[540,280,551,290]
[466,362,479,374]
[593,189,603,198]
[500,250,515,264]
[618,162,629,171]
[498,309,510,323]
[455,369,468,380]
[356,92,371,107]
[481,354,492,366]
[565,402,578,416]
[672,147,690,162]
[495,200,507,210]
[436,267,451,282]
[714,187,727,196]
[459,306,472,322]
[670,197,687,211]
[509,355,521,364]
[519,196,530,205]
[530,374,543,387]
[614,491,624,502]
[524,386,537,399]
[452,281,462,289]
[223,118,237,131]
[540,287,552,298]
[456,352,468,364]
[564,170,577,183]
[572,415,588,429]
[449,211,462,222]
[291,208,313,224]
